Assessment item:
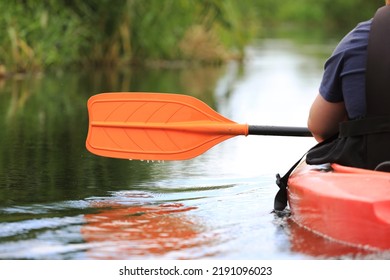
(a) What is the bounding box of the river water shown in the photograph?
[0,39,387,260]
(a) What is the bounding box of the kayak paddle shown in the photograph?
[86,92,312,160]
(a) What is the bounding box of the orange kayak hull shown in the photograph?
[288,162,390,250]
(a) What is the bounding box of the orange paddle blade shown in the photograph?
[86,92,248,160]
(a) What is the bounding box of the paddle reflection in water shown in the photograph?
[81,186,225,260]
[82,199,203,259]
[79,172,283,260]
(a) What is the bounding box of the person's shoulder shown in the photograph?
[333,19,372,54]
[344,19,372,41]
[354,19,372,32]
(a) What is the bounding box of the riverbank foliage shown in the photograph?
[0,0,384,75]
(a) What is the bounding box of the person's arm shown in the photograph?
[307,93,347,142]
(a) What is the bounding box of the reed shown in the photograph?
[0,0,383,75]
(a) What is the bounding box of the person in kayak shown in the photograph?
[306,1,390,171]
[274,2,390,212]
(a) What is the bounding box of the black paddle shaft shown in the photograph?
[248,125,312,137]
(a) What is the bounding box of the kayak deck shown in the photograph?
[288,162,390,250]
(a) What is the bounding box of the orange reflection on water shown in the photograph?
[81,202,209,259]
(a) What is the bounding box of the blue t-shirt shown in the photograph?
[319,19,372,119]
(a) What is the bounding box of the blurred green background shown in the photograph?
[0,0,384,75]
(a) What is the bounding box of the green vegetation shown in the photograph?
[0,0,384,75]
[0,0,259,74]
